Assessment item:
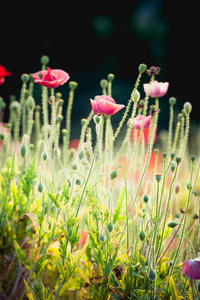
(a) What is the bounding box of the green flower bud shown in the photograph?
[56,115,64,123]
[167,221,179,228]
[21,73,29,82]
[176,157,181,164]
[139,230,146,241]
[107,222,114,232]
[148,269,156,280]
[58,99,64,106]
[177,113,182,122]
[10,101,20,112]
[110,169,118,180]
[107,73,115,82]
[133,90,140,103]
[40,55,49,65]
[170,153,175,159]
[56,92,62,99]
[20,144,26,158]
[78,150,84,160]
[155,174,161,182]
[100,79,108,89]
[169,97,176,106]
[171,162,176,172]
[62,129,68,136]
[72,163,77,170]
[69,81,78,90]
[27,95,35,110]
[184,102,192,114]
[38,183,43,193]
[35,105,41,112]
[143,194,149,203]
[190,155,196,162]
[99,234,106,242]
[75,179,81,185]
[81,118,87,126]
[42,152,48,161]
[0,134,4,140]
[94,115,101,124]
[138,63,147,73]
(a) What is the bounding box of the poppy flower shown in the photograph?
[90,95,125,116]
[0,65,11,85]
[76,230,87,248]
[129,115,151,130]
[143,80,169,98]
[182,257,200,280]
[32,67,70,89]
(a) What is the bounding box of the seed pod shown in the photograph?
[38,183,43,193]
[75,179,81,185]
[168,221,179,228]
[110,169,118,180]
[78,150,84,160]
[107,222,114,232]
[138,63,147,73]
[99,234,106,242]
[148,269,156,280]
[143,194,149,203]
[20,144,26,158]
[139,230,146,241]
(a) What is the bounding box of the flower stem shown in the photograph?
[75,114,105,218]
[167,159,195,283]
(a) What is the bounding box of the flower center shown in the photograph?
[43,67,57,81]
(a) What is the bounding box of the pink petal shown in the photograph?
[96,99,124,116]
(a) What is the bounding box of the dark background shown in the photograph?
[1,0,199,138]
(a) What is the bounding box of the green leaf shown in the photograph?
[14,240,31,270]
[113,187,125,224]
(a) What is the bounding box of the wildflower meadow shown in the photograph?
[0,56,200,299]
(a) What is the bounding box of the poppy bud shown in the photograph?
[27,96,35,110]
[190,155,196,162]
[21,74,29,82]
[76,179,81,185]
[169,97,176,106]
[171,162,176,172]
[20,144,26,158]
[40,55,50,65]
[56,92,62,99]
[94,115,101,124]
[177,113,183,122]
[143,194,149,203]
[35,105,41,112]
[133,90,140,103]
[78,150,84,160]
[42,152,48,161]
[56,115,63,123]
[69,81,78,90]
[38,183,43,193]
[184,102,192,114]
[176,157,181,164]
[148,269,156,280]
[0,134,4,140]
[99,234,106,242]
[100,79,108,89]
[58,99,64,107]
[110,169,118,180]
[168,221,179,228]
[72,163,77,170]
[138,63,147,73]
[107,222,114,232]
[155,174,161,182]
[139,230,146,241]
[107,73,115,82]
[62,129,67,136]
[10,101,20,112]
[81,118,87,126]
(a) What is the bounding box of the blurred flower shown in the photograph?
[76,230,87,248]
[0,65,11,85]
[182,257,200,279]
[90,95,125,116]
[143,80,169,98]
[129,115,151,129]
[33,67,69,88]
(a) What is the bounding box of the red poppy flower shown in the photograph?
[182,257,200,280]
[90,95,125,116]
[32,67,70,88]
[0,65,11,85]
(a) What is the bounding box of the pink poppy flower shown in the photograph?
[143,80,169,98]
[182,257,200,280]
[0,65,11,85]
[32,67,70,89]
[90,95,125,116]
[129,115,151,129]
